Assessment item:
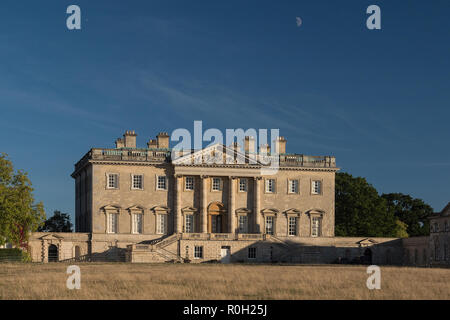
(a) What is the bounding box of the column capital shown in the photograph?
[253,176,263,180]
[200,175,209,179]
[228,176,238,180]
[174,174,183,179]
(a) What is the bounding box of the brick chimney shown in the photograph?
[157,132,170,149]
[244,136,256,154]
[123,130,137,148]
[273,136,287,154]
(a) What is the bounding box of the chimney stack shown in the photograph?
[147,139,157,149]
[157,132,170,149]
[260,143,270,155]
[244,136,256,154]
[273,136,287,154]
[115,137,124,148]
[123,130,137,148]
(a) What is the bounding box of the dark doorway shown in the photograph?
[363,248,373,265]
[48,244,58,262]
[75,246,81,259]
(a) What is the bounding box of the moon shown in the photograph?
[296,17,302,27]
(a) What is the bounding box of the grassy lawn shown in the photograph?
[0,263,448,300]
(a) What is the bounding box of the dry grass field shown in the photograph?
[0,262,448,300]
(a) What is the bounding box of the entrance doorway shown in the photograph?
[220,246,231,263]
[363,248,373,265]
[48,244,58,262]
[207,202,227,233]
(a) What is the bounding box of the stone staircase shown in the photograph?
[126,233,184,263]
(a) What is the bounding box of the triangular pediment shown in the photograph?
[127,205,145,212]
[357,238,378,246]
[261,208,279,215]
[152,205,170,213]
[181,206,197,213]
[172,143,261,166]
[39,234,63,240]
[101,205,121,211]
[284,208,302,215]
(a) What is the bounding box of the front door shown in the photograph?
[220,246,231,263]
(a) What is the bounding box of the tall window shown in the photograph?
[132,174,143,190]
[185,215,194,233]
[311,216,321,237]
[156,214,167,234]
[107,174,118,189]
[239,178,248,192]
[157,176,167,190]
[288,180,298,194]
[212,178,221,191]
[265,216,274,235]
[311,180,322,195]
[107,213,118,233]
[445,221,449,232]
[248,247,256,259]
[288,216,297,236]
[194,246,203,259]
[185,176,194,190]
[238,215,248,233]
[132,213,143,234]
[265,179,275,193]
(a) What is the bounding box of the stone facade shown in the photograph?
[24,130,446,266]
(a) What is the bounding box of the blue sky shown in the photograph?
[0,0,449,222]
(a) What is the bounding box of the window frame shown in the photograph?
[311,215,322,237]
[311,180,322,195]
[131,174,144,190]
[288,216,297,236]
[156,175,167,191]
[185,214,194,233]
[265,215,275,235]
[211,177,222,192]
[239,178,248,192]
[107,212,118,234]
[156,214,168,235]
[185,176,194,191]
[194,246,203,259]
[238,215,248,233]
[288,179,299,194]
[106,173,119,190]
[131,213,143,234]
[265,178,276,194]
[248,247,257,259]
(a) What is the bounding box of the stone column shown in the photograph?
[201,175,208,233]
[229,177,236,234]
[175,175,183,233]
[254,177,261,233]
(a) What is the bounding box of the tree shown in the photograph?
[0,153,46,248]
[38,210,73,232]
[335,172,397,237]
[381,193,433,237]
